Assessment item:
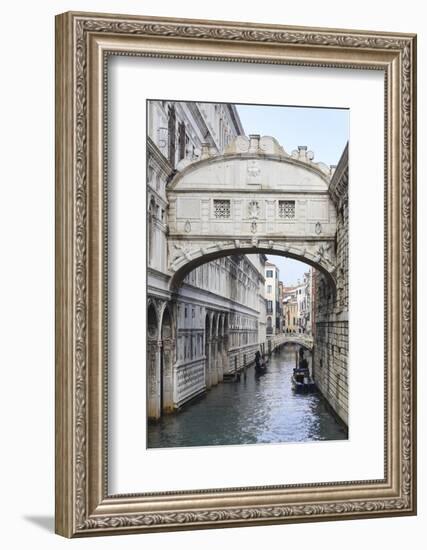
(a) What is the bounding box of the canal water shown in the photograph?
[147,346,348,448]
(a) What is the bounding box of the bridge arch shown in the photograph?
[279,339,313,353]
[169,245,336,294]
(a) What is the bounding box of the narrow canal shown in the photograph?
[147,345,348,448]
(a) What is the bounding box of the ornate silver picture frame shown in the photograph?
[55,11,417,537]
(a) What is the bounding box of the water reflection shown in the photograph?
[147,346,348,448]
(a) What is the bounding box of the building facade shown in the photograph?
[147,100,267,419]
[278,281,284,333]
[312,145,349,425]
[283,287,298,333]
[283,271,312,336]
[297,271,312,334]
[265,261,281,336]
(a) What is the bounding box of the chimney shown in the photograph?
[248,134,260,153]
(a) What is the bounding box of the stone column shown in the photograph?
[162,338,175,413]
[211,339,219,386]
[147,341,162,420]
[222,334,229,376]
[205,339,212,389]
[217,338,224,382]
[147,341,158,419]
[156,341,163,417]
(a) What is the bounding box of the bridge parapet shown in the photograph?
[176,135,335,180]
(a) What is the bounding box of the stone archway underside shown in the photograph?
[168,240,336,290]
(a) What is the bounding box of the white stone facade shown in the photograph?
[173,254,266,408]
[147,101,266,420]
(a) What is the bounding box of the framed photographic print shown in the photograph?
[55,11,417,537]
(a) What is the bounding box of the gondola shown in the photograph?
[291,367,316,393]
[255,362,267,374]
[254,354,268,375]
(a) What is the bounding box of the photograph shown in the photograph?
[146,100,349,448]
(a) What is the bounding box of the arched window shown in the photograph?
[178,121,186,160]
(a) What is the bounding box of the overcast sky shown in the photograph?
[236,103,349,167]
[266,256,309,286]
[236,103,349,286]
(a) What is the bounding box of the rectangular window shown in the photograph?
[267,285,272,294]
[213,199,231,219]
[167,106,176,165]
[178,121,186,160]
[278,200,295,219]
[266,270,273,278]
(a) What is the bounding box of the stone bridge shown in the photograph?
[166,134,338,290]
[269,333,314,352]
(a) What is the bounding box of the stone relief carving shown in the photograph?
[315,243,332,264]
[233,135,250,153]
[171,242,194,262]
[247,200,260,219]
[247,160,261,181]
